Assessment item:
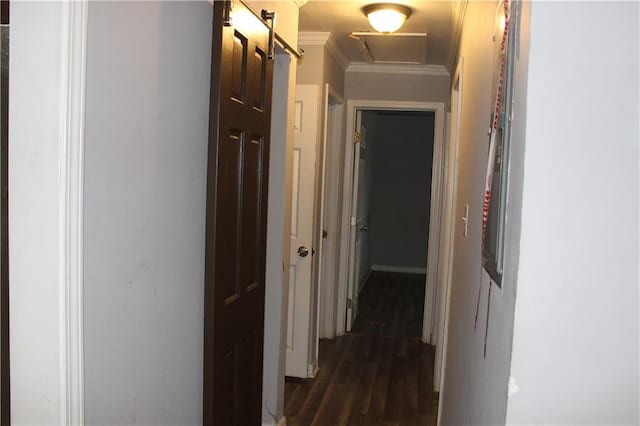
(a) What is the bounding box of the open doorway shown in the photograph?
[336,100,447,344]
[284,100,446,425]
[348,109,435,339]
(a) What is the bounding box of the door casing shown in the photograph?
[337,99,446,340]
[318,84,344,340]
[435,56,464,426]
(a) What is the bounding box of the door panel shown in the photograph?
[203,2,273,424]
[354,123,370,294]
[346,110,363,330]
[286,84,319,378]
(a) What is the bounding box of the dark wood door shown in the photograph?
[203,2,273,425]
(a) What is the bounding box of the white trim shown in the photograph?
[436,57,464,426]
[307,362,319,379]
[312,83,330,373]
[262,416,287,426]
[337,100,446,339]
[318,88,344,340]
[357,268,372,294]
[292,0,308,8]
[371,265,427,275]
[298,31,349,70]
[350,31,427,37]
[423,107,447,345]
[298,31,330,46]
[57,2,88,424]
[346,62,449,77]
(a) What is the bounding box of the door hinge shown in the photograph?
[346,298,353,309]
[353,131,361,144]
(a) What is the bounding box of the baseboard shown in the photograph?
[307,362,319,378]
[357,269,372,293]
[262,416,287,426]
[371,264,427,275]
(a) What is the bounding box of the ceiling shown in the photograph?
[298,0,456,66]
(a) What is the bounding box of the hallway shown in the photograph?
[284,273,437,425]
[352,272,426,339]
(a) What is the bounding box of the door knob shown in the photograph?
[297,246,309,257]
[359,225,368,232]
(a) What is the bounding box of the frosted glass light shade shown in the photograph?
[363,4,412,33]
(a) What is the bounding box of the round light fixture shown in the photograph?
[363,3,412,33]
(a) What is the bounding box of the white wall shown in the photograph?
[367,112,434,270]
[296,45,324,86]
[324,49,345,96]
[345,72,449,104]
[319,97,345,339]
[506,2,639,424]
[439,1,531,424]
[9,3,67,423]
[83,3,212,424]
[441,2,640,425]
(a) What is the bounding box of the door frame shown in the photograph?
[337,99,446,339]
[434,58,464,404]
[318,84,344,340]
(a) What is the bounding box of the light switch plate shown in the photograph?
[462,204,469,237]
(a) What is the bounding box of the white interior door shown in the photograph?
[319,96,343,339]
[354,122,370,295]
[286,84,319,378]
[346,110,364,330]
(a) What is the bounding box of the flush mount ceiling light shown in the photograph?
[363,3,412,33]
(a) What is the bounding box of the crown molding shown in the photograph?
[346,62,450,77]
[298,31,331,46]
[292,0,308,7]
[298,32,350,70]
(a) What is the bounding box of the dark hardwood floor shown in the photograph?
[285,272,436,426]
[352,271,426,338]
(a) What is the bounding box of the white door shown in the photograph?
[354,121,370,303]
[286,84,320,378]
[346,110,366,330]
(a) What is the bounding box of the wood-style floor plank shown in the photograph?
[285,336,437,426]
[285,272,437,425]
[351,272,426,338]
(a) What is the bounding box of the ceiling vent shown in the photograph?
[350,32,428,64]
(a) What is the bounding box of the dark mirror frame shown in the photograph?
[483,0,521,286]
